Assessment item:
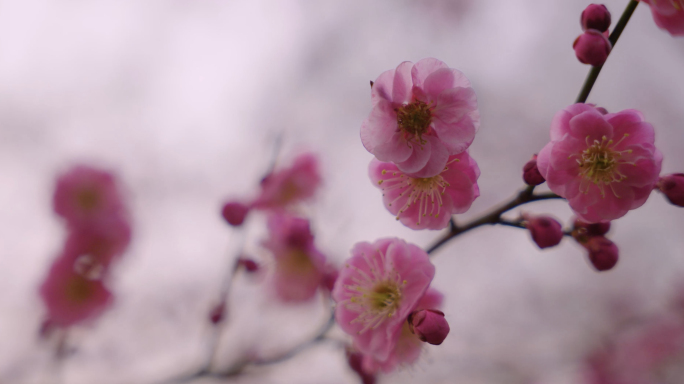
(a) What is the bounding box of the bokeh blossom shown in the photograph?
[263,213,327,302]
[332,238,435,361]
[361,58,479,178]
[39,254,114,327]
[369,151,480,230]
[251,152,321,210]
[640,0,684,36]
[53,165,127,226]
[537,104,662,223]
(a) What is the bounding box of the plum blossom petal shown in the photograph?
[641,0,684,36]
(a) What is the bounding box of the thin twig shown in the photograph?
[575,0,639,103]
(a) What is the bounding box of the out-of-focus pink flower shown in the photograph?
[537,104,663,223]
[332,238,435,361]
[320,264,339,292]
[369,151,480,230]
[640,0,684,36]
[252,153,321,210]
[63,215,132,270]
[53,165,126,226]
[585,236,619,271]
[361,58,479,178]
[525,215,564,249]
[574,30,612,66]
[39,255,113,327]
[221,201,251,226]
[263,213,326,302]
[581,4,612,32]
[657,173,684,207]
[523,154,545,186]
[237,257,260,273]
[361,289,445,373]
[583,316,684,383]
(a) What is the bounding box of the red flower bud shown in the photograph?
[574,30,612,66]
[585,236,619,271]
[526,215,564,249]
[523,155,545,186]
[657,174,684,207]
[408,309,450,345]
[581,4,611,32]
[221,201,250,226]
[572,218,610,244]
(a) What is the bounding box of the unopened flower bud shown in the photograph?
[525,215,564,249]
[657,174,684,207]
[574,30,612,66]
[237,257,259,272]
[408,309,450,345]
[221,201,250,226]
[209,301,226,324]
[572,218,610,243]
[585,236,619,271]
[523,155,545,186]
[581,4,611,32]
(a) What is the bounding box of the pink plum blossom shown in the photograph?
[657,173,684,207]
[524,215,564,249]
[581,4,612,32]
[361,58,480,178]
[251,152,321,210]
[640,0,684,36]
[537,104,663,223]
[263,213,326,302]
[332,238,435,362]
[53,165,127,226]
[39,254,113,327]
[574,30,612,67]
[369,151,480,230]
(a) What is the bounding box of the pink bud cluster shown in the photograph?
[40,165,132,328]
[333,238,450,375]
[572,219,618,271]
[574,4,612,66]
[361,58,481,230]
[219,152,335,304]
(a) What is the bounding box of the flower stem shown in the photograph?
[427,186,562,255]
[575,0,639,103]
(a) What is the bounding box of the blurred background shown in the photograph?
[1,0,684,383]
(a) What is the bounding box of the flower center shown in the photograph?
[396,101,432,144]
[575,134,633,197]
[377,159,459,225]
[343,250,407,333]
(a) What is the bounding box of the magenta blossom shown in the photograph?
[263,213,326,302]
[53,165,126,226]
[369,151,480,230]
[39,254,113,327]
[641,0,684,36]
[252,152,321,210]
[537,104,663,223]
[361,58,479,178]
[332,238,435,361]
